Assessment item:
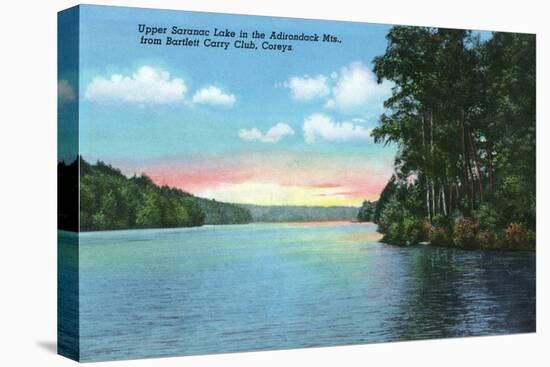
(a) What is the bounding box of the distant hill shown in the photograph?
[195,197,252,225]
[239,204,359,223]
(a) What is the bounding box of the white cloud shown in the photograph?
[284,74,329,101]
[325,61,393,111]
[192,86,236,107]
[58,80,76,103]
[239,122,295,143]
[84,66,187,104]
[303,113,372,144]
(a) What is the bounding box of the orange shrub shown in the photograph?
[504,223,534,249]
[453,217,477,248]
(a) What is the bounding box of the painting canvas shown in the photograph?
[58,5,536,362]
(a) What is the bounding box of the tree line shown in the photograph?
[363,27,535,250]
[242,204,358,222]
[357,200,376,222]
[58,157,252,231]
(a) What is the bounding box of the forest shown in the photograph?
[361,27,535,250]
[58,157,252,231]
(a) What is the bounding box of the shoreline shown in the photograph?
[379,237,536,252]
[62,222,535,253]
[62,219,362,234]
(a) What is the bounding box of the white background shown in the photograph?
[0,0,548,365]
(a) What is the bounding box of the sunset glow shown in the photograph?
[114,151,393,206]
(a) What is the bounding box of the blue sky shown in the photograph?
[76,5,393,158]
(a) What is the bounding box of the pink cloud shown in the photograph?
[306,182,342,188]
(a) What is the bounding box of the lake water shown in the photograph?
[58,222,536,361]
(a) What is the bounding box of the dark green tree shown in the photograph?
[368,27,535,249]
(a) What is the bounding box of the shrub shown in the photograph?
[378,196,407,244]
[504,223,534,249]
[421,218,433,238]
[476,229,499,249]
[378,196,426,245]
[426,215,451,246]
[430,225,451,246]
[474,204,500,249]
[404,216,427,244]
[357,200,376,222]
[432,214,450,229]
[495,175,535,228]
[475,204,498,231]
[453,217,477,248]
[385,222,402,244]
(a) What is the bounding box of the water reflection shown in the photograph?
[389,246,535,340]
[58,223,535,361]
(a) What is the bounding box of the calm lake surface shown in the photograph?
[59,222,536,361]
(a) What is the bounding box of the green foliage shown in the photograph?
[196,198,252,225]
[367,27,535,251]
[429,226,451,246]
[403,215,427,245]
[432,214,450,229]
[428,214,452,246]
[374,176,398,223]
[474,204,498,231]
[135,189,163,228]
[75,158,251,231]
[378,196,424,245]
[494,175,535,228]
[357,200,376,222]
[377,197,399,241]
[472,204,503,249]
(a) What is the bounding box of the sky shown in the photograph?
[60,5,404,206]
